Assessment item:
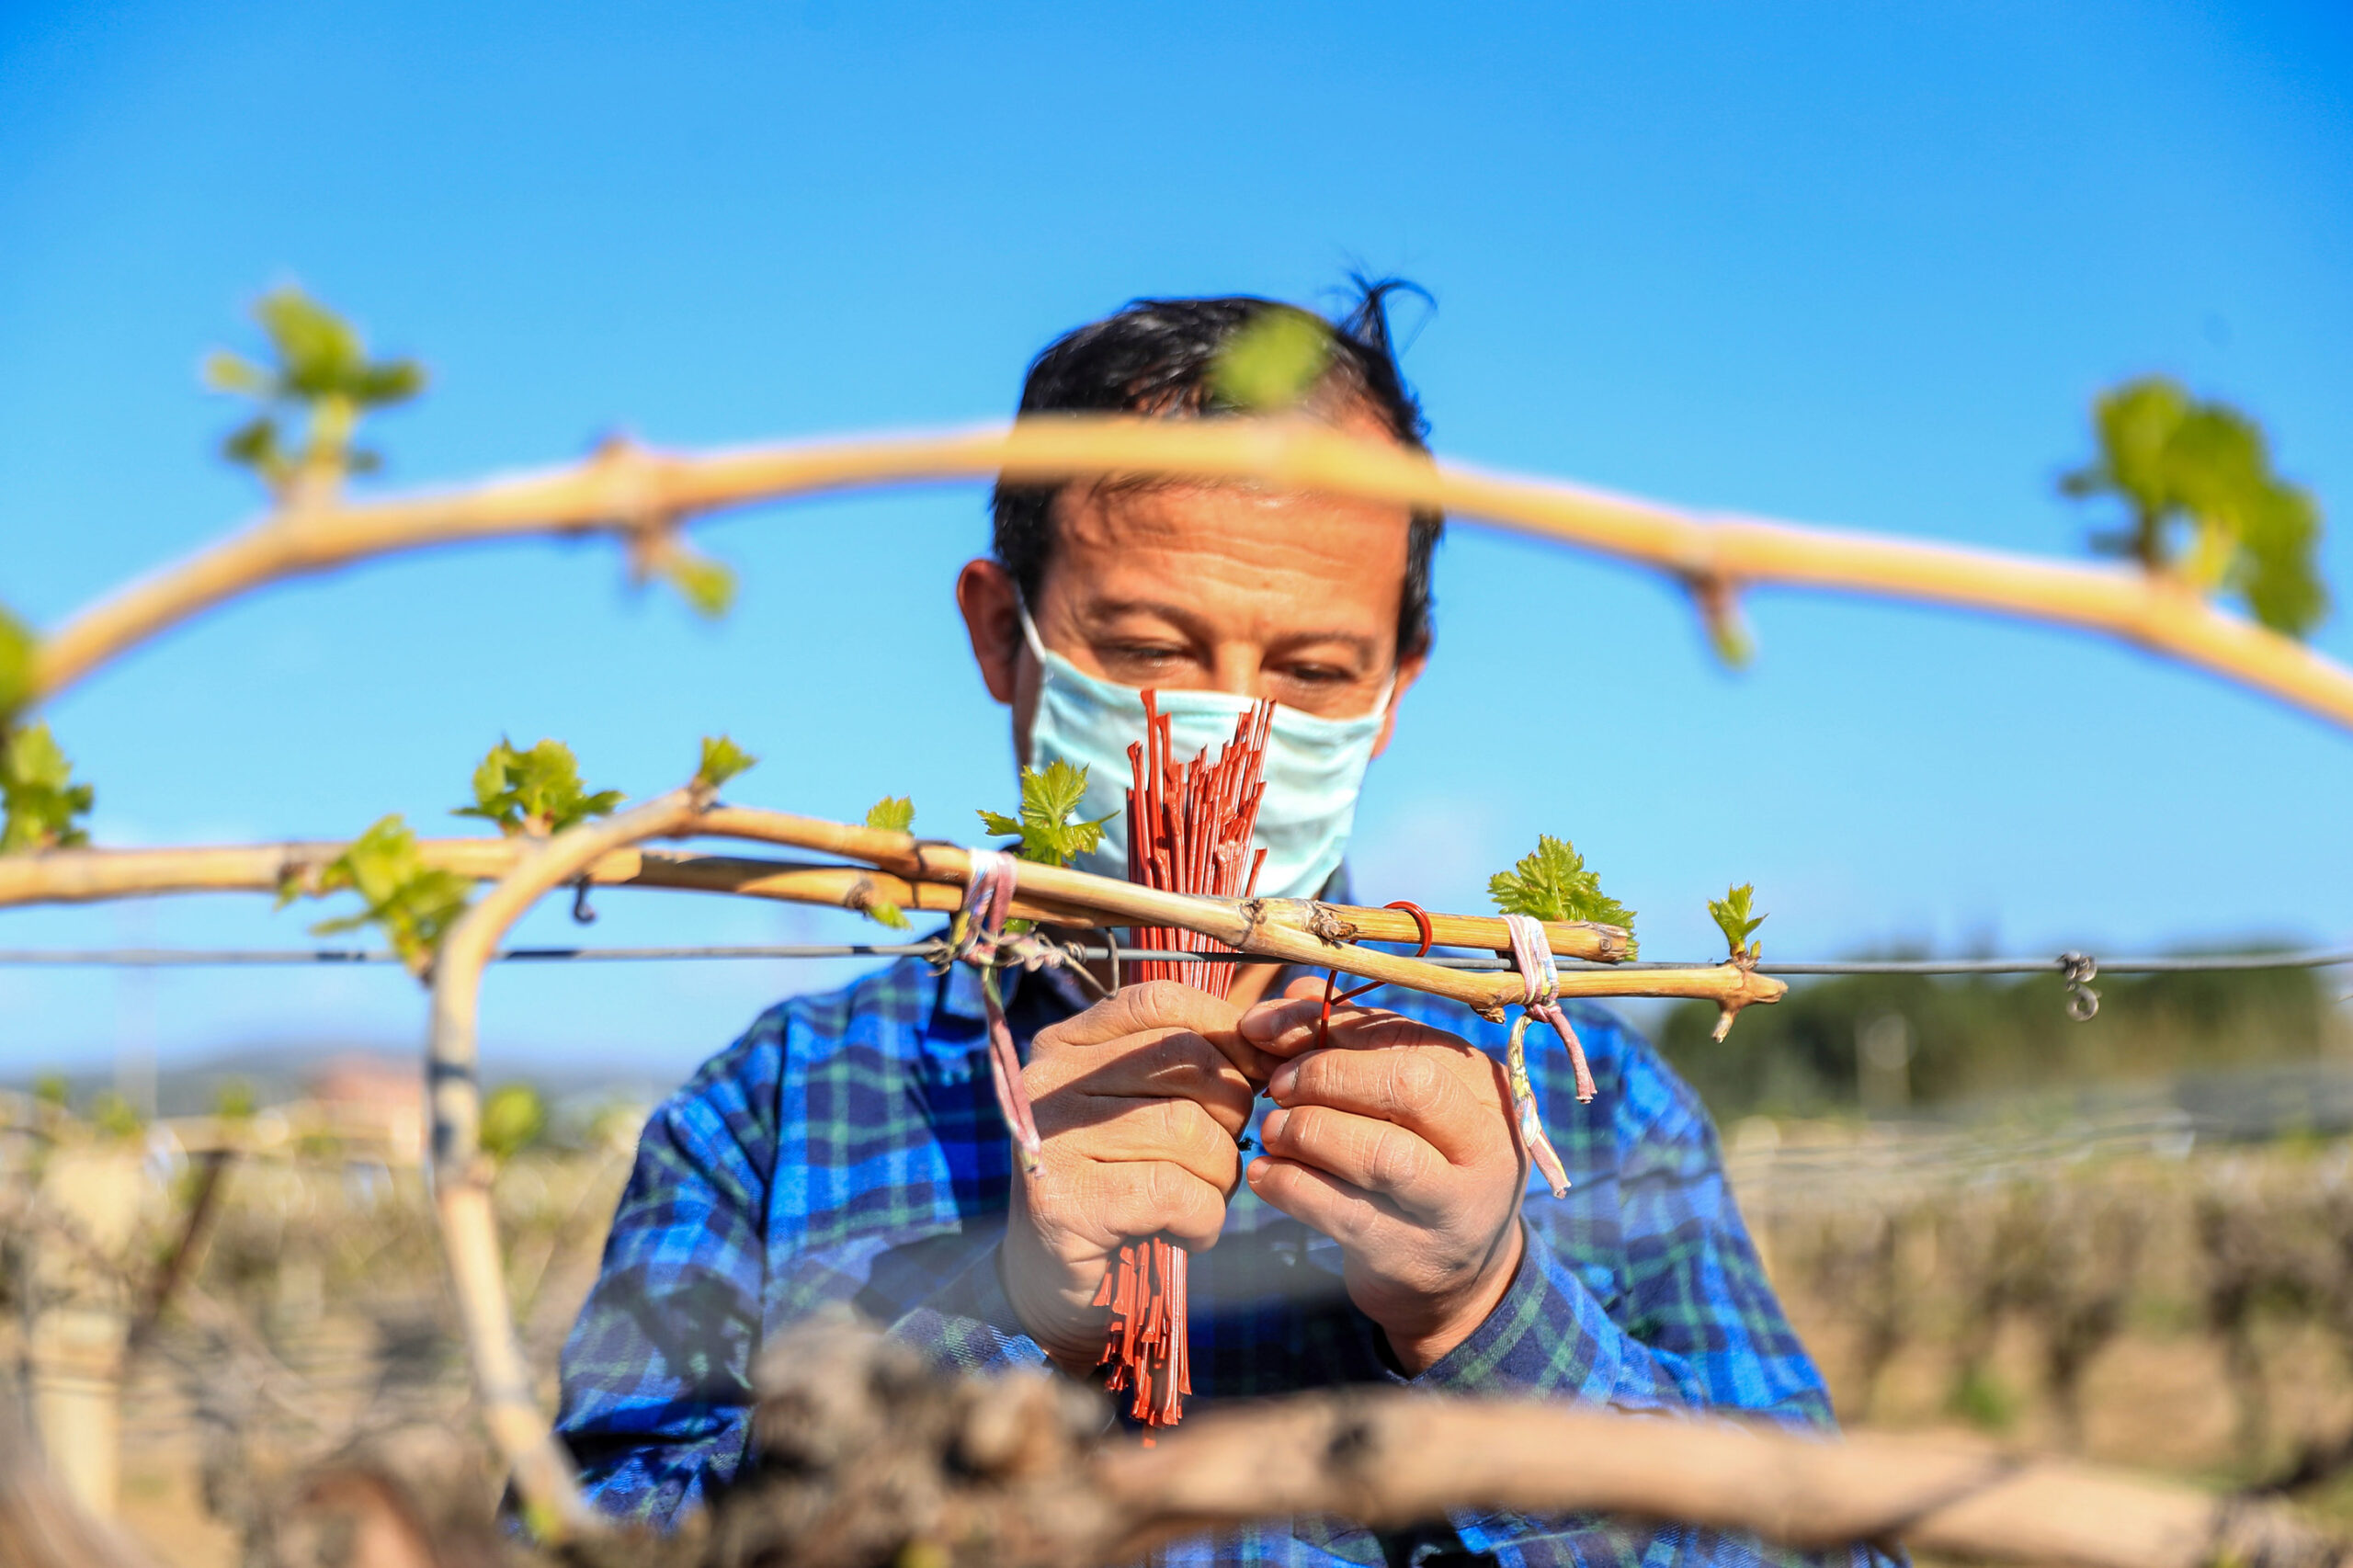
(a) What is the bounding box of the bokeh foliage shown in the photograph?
[1660,961,2337,1118]
[2063,376,2327,637]
[204,285,425,500]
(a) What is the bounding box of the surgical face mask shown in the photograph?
[1016,604,1392,900]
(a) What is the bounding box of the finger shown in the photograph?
[1244,1155,1406,1254]
[1267,1045,1503,1165]
[1240,993,1433,1059]
[1085,1159,1230,1251]
[1036,979,1242,1050]
[1049,1096,1243,1190]
[1032,1028,1256,1136]
[1036,978,1267,1079]
[1257,1102,1449,1210]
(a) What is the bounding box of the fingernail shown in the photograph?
[1267,1062,1298,1099]
[1260,1108,1287,1142]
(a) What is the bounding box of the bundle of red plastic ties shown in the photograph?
[1091,691,1273,1431]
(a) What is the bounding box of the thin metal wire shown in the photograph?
[0,944,2347,973]
[0,944,945,966]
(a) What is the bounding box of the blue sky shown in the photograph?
[3,1,2348,1083]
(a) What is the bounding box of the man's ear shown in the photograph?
[957,558,1023,705]
[1369,649,1427,760]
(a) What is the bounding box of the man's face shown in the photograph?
[957,412,1427,762]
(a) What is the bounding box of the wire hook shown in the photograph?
[2059,951,2100,1021]
[569,877,597,925]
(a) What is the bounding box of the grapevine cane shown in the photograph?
[27,415,2353,739]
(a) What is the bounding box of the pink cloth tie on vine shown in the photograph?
[1501,912,1592,1199]
[960,847,1044,1174]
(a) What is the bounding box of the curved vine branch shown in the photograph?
[425,790,708,1540]
[25,416,2353,733]
[419,786,1770,1534]
[681,805,1770,1014]
[0,837,1636,965]
[1087,1388,2341,1568]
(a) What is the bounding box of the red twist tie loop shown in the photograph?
[1318,900,1437,1049]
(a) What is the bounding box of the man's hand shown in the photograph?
[1000,980,1266,1375]
[1238,977,1528,1374]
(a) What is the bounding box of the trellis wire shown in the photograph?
[0,943,2347,972]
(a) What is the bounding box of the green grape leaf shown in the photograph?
[1488,834,1635,931]
[350,358,427,407]
[257,286,368,399]
[1209,308,1334,413]
[199,350,272,396]
[304,814,472,978]
[977,758,1114,867]
[0,602,36,723]
[219,415,288,483]
[696,734,756,792]
[454,737,624,837]
[207,284,426,496]
[2063,375,2328,637]
[657,551,737,619]
[2234,479,2327,637]
[1706,881,1767,962]
[479,1083,548,1162]
[854,797,917,928]
[1,722,95,853]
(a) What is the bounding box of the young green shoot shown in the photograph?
[1708,882,1767,965]
[454,738,624,838]
[204,285,426,503]
[1208,307,1333,413]
[479,1083,550,1163]
[293,814,473,979]
[1,722,95,853]
[648,547,738,619]
[2062,375,2327,637]
[977,758,1114,867]
[0,603,34,726]
[1489,834,1636,935]
[694,735,757,795]
[859,796,917,927]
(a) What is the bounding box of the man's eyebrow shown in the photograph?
[1077,598,1212,633]
[1268,629,1382,661]
[1080,600,1381,660]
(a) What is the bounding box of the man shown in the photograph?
[558,289,1876,1567]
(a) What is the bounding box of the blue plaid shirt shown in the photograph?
[557,949,1888,1568]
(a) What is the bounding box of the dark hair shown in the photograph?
[990,281,1443,659]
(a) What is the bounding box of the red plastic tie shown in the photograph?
[1317,900,1437,1049]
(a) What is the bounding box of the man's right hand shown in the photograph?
[998,979,1266,1375]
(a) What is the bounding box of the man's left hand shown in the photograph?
[1236,977,1529,1374]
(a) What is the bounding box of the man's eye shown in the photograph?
[1280,665,1352,686]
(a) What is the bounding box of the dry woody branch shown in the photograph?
[19,416,2353,733]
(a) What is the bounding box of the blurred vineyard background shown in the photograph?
[2,960,2348,1565]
